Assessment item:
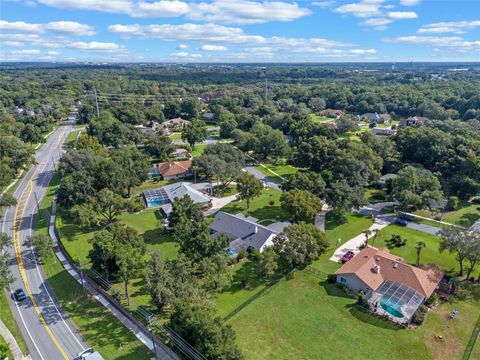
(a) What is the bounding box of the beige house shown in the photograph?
[335,246,443,323]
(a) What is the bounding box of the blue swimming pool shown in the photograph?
[226,249,238,257]
[147,198,163,207]
[380,297,404,318]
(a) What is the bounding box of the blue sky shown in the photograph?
[1,0,479,62]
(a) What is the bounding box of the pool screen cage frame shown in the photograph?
[143,187,170,207]
[366,280,425,323]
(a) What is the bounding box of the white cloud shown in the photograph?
[36,0,311,25]
[134,1,189,18]
[0,20,42,33]
[187,0,311,25]
[400,0,420,5]
[418,20,480,34]
[201,44,228,51]
[0,20,95,36]
[45,21,95,35]
[70,41,122,51]
[312,1,335,7]
[38,0,133,14]
[171,51,203,58]
[1,41,25,47]
[387,11,417,19]
[334,0,385,18]
[11,49,41,55]
[361,18,392,26]
[108,23,348,48]
[388,35,480,52]
[177,44,188,49]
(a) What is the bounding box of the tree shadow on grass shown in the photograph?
[455,211,480,228]
[48,270,153,359]
[346,304,402,331]
[249,205,289,222]
[143,228,172,245]
[321,281,354,299]
[218,261,264,295]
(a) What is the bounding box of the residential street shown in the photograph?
[356,202,443,235]
[2,121,89,360]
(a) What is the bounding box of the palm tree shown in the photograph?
[363,229,372,247]
[415,241,426,266]
[371,228,380,246]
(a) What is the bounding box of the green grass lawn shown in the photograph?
[373,225,473,277]
[0,293,28,355]
[36,175,153,360]
[442,202,480,228]
[413,201,480,228]
[0,335,12,360]
[228,270,480,360]
[255,163,298,184]
[310,213,374,274]
[191,143,207,157]
[168,132,182,141]
[309,113,332,123]
[63,129,82,149]
[221,188,289,224]
[214,261,267,318]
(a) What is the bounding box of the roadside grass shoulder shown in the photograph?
[36,175,153,359]
[0,293,28,355]
[373,224,475,277]
[0,335,12,359]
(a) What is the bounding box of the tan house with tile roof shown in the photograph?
[335,246,442,298]
[152,160,192,181]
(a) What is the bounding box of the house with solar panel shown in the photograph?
[335,246,443,324]
[143,182,212,216]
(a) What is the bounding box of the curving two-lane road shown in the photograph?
[2,121,88,360]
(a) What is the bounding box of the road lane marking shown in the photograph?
[3,208,46,360]
[13,132,70,360]
[29,170,86,351]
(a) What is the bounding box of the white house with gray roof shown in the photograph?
[210,211,289,252]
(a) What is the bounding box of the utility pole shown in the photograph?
[77,259,85,294]
[94,87,100,117]
[148,315,159,360]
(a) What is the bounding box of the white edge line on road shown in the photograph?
[3,206,46,360]
[27,159,86,351]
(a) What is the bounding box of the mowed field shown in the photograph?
[228,271,480,360]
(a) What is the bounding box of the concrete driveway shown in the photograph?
[243,166,282,191]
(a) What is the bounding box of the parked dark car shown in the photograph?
[14,289,27,302]
[399,214,413,221]
[394,218,408,226]
[341,251,355,263]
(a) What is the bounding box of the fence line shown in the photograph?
[462,313,480,360]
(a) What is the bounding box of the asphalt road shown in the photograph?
[2,121,89,360]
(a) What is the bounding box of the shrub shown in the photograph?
[370,190,387,202]
[237,250,248,260]
[327,274,337,284]
[412,305,428,325]
[424,293,438,307]
[127,197,144,213]
[446,196,459,211]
